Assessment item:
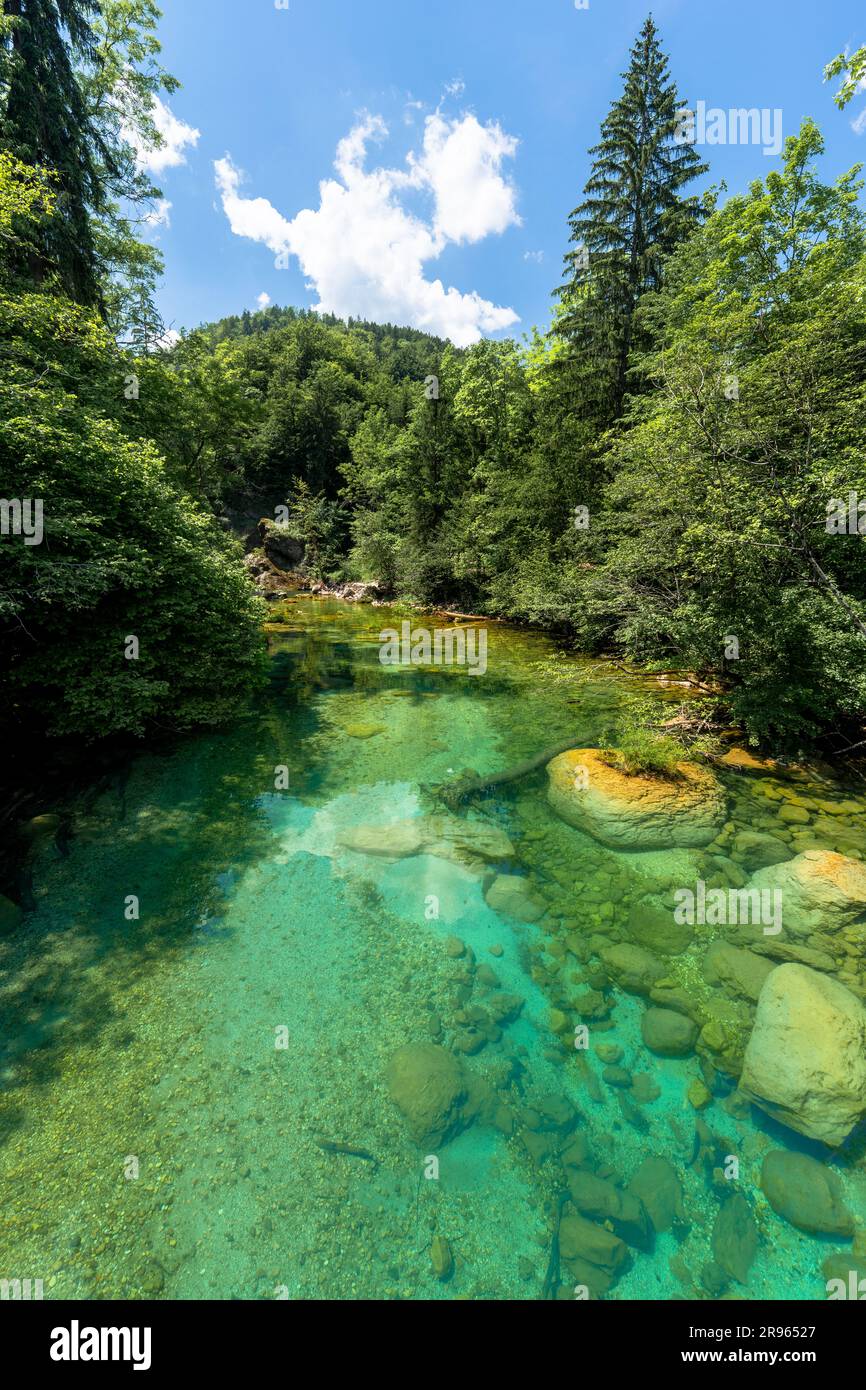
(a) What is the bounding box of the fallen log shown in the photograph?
[436,737,582,808]
[435,608,500,623]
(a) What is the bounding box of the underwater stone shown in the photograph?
[700,1261,729,1297]
[740,964,866,1146]
[712,1193,757,1285]
[430,1235,454,1281]
[339,815,514,869]
[627,895,693,956]
[599,942,665,995]
[687,1079,712,1110]
[627,1157,687,1233]
[822,1252,866,1289]
[546,749,727,851]
[483,873,546,923]
[602,1065,632,1088]
[703,941,776,1003]
[559,1212,630,1277]
[731,831,791,871]
[385,1042,470,1148]
[566,1172,652,1251]
[761,1151,854,1235]
[640,1007,698,1057]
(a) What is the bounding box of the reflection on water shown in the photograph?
[0,597,864,1300]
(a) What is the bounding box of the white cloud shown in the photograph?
[128,96,200,176]
[524,249,544,263]
[213,111,520,346]
[153,327,181,351]
[257,291,271,309]
[410,113,521,245]
[143,198,172,229]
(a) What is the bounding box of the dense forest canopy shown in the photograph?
[1,6,865,758]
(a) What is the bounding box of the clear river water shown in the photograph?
[1,595,864,1301]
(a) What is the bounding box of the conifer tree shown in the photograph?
[557,15,707,426]
[1,0,107,303]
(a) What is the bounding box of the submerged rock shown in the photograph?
[749,851,866,939]
[567,1172,652,1251]
[559,1212,630,1275]
[385,1043,470,1147]
[760,1152,854,1235]
[599,943,666,995]
[430,1235,454,1281]
[546,749,727,851]
[339,815,514,869]
[740,964,866,1146]
[627,895,693,956]
[731,830,791,871]
[483,873,546,922]
[703,941,776,1003]
[640,1007,698,1057]
[712,1193,758,1284]
[627,1157,687,1233]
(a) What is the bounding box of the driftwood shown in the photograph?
[435,609,497,623]
[437,737,581,808]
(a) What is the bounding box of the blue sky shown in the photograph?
[147,0,866,345]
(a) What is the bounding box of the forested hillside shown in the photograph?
[2,6,866,756]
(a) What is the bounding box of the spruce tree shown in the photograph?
[0,0,107,302]
[557,15,707,426]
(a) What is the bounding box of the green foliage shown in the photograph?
[0,150,266,743]
[599,728,684,779]
[590,121,866,746]
[280,479,346,581]
[825,46,866,111]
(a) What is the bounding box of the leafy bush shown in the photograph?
[599,727,684,779]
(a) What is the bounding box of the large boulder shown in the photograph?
[258,518,305,570]
[340,816,514,870]
[760,1152,854,1235]
[546,749,726,851]
[385,1043,471,1147]
[749,851,866,939]
[740,964,866,1146]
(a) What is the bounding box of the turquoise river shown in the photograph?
[1,596,865,1300]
